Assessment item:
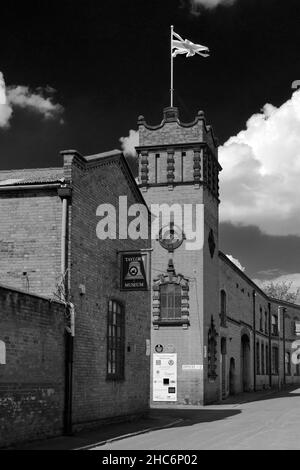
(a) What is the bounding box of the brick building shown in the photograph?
[136,106,300,406]
[0,286,65,448]
[0,150,150,446]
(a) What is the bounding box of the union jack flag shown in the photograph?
[172,31,210,58]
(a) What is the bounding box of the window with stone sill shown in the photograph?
[152,261,189,327]
[160,283,181,320]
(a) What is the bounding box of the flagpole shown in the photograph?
[170,25,174,107]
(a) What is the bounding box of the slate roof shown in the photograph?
[0,168,65,186]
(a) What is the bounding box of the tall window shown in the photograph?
[155,154,160,184]
[272,315,278,336]
[220,290,227,327]
[259,308,263,331]
[181,152,186,182]
[261,343,265,375]
[291,320,296,336]
[265,311,268,334]
[266,344,269,375]
[256,341,260,375]
[272,346,279,375]
[285,352,291,376]
[160,283,181,320]
[107,300,125,380]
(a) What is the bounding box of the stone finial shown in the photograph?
[163,106,179,122]
[137,115,145,126]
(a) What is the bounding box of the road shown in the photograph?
[93,388,300,450]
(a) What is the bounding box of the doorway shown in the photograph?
[241,334,251,392]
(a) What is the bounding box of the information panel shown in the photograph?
[153,353,177,402]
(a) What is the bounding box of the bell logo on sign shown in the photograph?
[120,252,149,291]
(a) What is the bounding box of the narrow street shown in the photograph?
[93,387,300,451]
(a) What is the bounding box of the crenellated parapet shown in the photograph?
[136,107,221,199]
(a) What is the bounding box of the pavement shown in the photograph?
[12,385,300,450]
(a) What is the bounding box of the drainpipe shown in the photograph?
[268,302,272,388]
[58,186,73,435]
[252,290,256,392]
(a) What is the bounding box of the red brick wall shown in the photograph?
[64,154,151,428]
[0,286,65,448]
[0,189,62,297]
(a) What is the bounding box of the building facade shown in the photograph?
[0,149,151,445]
[136,106,300,406]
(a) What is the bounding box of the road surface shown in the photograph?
[93,388,300,450]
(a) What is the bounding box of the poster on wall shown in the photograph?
[153,353,177,402]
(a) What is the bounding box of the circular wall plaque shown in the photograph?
[155,344,164,353]
[159,224,184,252]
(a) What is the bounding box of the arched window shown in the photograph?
[220,290,227,326]
[160,283,181,320]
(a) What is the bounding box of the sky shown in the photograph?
[1,0,300,291]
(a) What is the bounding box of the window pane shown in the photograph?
[107,300,125,380]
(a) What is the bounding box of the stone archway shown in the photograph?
[241,333,251,392]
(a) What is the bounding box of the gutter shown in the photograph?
[0,183,61,191]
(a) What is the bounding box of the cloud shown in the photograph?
[189,0,236,12]
[120,129,139,157]
[219,90,300,236]
[226,254,245,272]
[0,71,64,128]
[0,72,13,128]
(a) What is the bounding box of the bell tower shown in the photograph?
[137,106,222,405]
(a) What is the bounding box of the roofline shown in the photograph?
[60,148,150,211]
[0,183,62,191]
[219,250,300,310]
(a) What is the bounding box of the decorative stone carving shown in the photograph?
[167,148,175,189]
[208,316,218,381]
[193,148,202,187]
[140,151,149,187]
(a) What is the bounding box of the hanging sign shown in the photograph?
[153,353,177,402]
[120,251,149,291]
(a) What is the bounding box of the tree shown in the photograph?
[261,280,300,304]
